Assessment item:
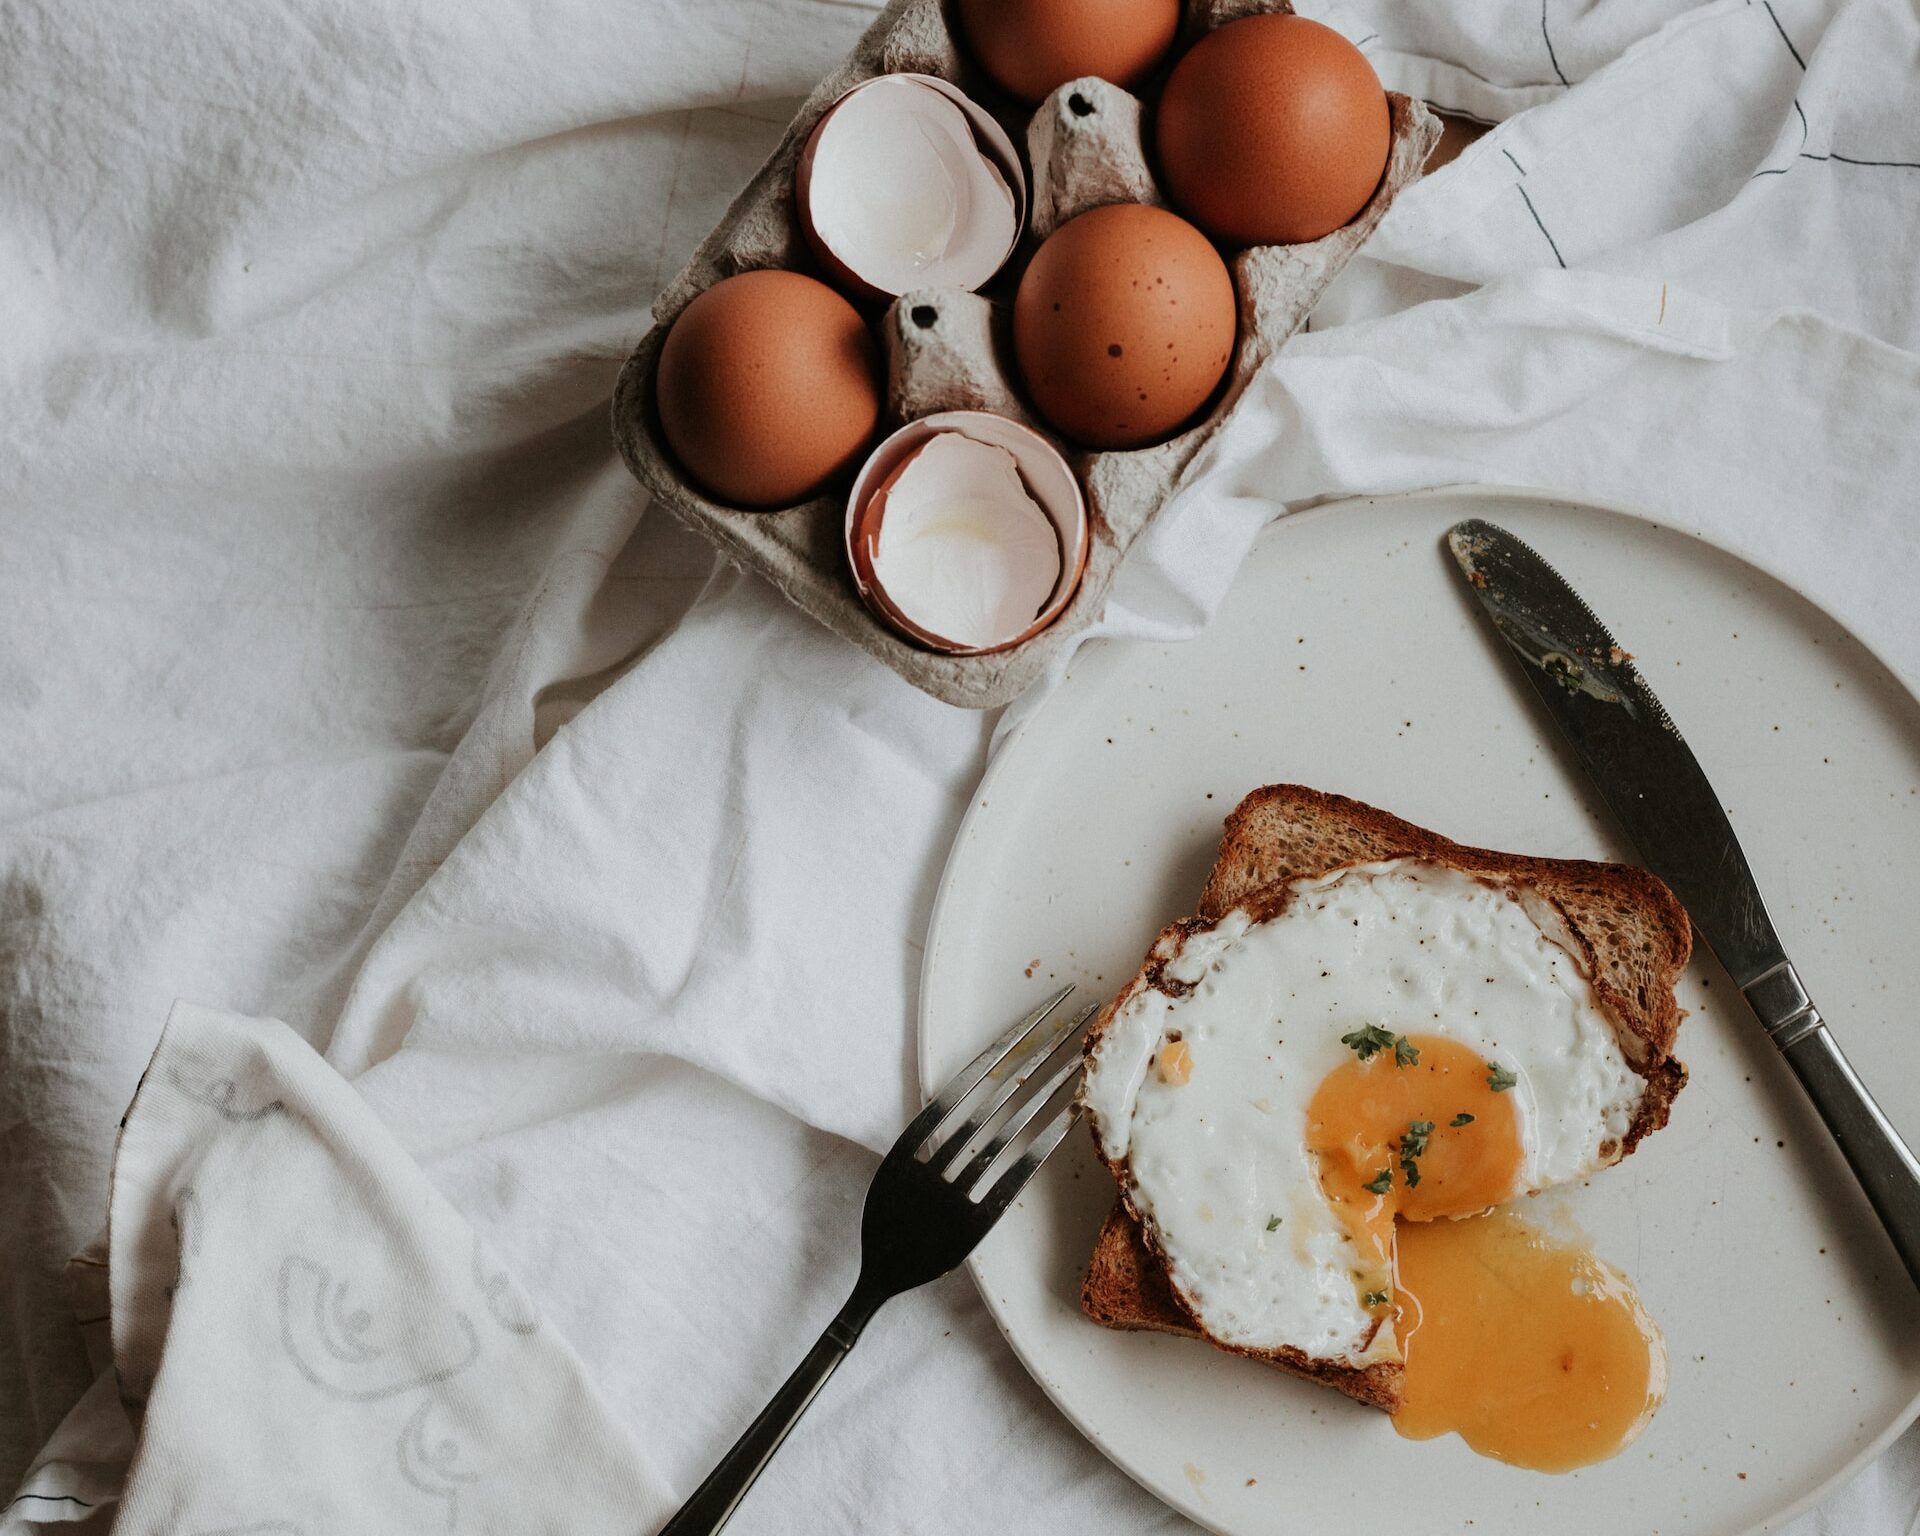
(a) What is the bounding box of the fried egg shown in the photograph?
[1081,859,1666,1471]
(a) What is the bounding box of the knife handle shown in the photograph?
[1747,962,1920,1288]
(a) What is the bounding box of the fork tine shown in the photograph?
[951,1008,1094,1190]
[922,1000,1094,1176]
[892,986,1073,1161]
[975,1088,1084,1215]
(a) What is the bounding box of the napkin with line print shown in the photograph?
[20,1002,668,1534]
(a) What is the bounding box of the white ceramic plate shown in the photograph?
[918,488,1920,1536]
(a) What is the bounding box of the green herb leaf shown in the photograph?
[1339,1023,1398,1061]
[1361,1167,1393,1196]
[1394,1119,1434,1190]
[1487,1064,1518,1093]
[1340,1024,1419,1068]
[1265,1214,1281,1232]
[1450,1112,1476,1127]
[1362,1290,1389,1308]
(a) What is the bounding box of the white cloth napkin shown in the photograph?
[7,0,1920,1532]
[107,1004,666,1532]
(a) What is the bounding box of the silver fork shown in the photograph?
[658,986,1096,1535]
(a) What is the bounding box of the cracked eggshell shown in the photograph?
[797,73,1026,303]
[847,411,1088,655]
[864,438,1059,650]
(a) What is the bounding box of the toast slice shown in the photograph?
[1078,785,1691,1412]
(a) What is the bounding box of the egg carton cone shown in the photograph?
[612,0,1439,709]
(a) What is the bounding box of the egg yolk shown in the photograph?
[1393,1209,1663,1471]
[1306,1033,1662,1471]
[1306,1034,1526,1277]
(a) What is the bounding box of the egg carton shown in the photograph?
[611,0,1439,709]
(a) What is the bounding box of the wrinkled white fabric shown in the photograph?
[4,0,1919,1531]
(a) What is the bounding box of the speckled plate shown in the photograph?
[919,486,1920,1536]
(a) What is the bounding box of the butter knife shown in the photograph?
[1447,518,1920,1287]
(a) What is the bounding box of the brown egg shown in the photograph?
[956,0,1180,105]
[655,269,883,509]
[1013,203,1236,451]
[1156,14,1391,248]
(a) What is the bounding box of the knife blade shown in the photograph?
[1447,517,1920,1287]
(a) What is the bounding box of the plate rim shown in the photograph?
[916,481,1920,1536]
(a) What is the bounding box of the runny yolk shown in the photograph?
[1393,1209,1664,1471]
[1306,1034,1526,1277]
[1306,1033,1663,1472]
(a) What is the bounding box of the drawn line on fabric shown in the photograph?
[397,1399,481,1532]
[472,1238,541,1337]
[168,1069,285,1123]
[278,1256,481,1402]
[1515,184,1567,268]
[1814,151,1920,169]
[1424,101,1500,128]
[1762,1,1806,69]
[3,1493,98,1512]
[1541,0,1571,86]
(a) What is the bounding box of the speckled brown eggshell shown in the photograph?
[955,0,1181,105]
[1012,203,1237,452]
[1156,13,1391,249]
[655,269,883,510]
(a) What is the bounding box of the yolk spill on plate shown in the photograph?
[1393,1208,1663,1472]
[1306,1033,1663,1472]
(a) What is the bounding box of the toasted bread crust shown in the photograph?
[1081,1186,1404,1412]
[1204,786,1691,1080]
[1079,784,1693,1413]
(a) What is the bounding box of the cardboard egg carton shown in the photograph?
[611,0,1439,709]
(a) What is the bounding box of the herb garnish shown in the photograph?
[1361,1167,1393,1197]
[1265,1214,1281,1232]
[1397,1119,1433,1189]
[1339,1024,1420,1067]
[1340,1024,1396,1061]
[1450,1112,1475,1127]
[1486,1064,1518,1093]
[1362,1290,1389,1308]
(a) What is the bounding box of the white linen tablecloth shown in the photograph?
[4,0,1918,1530]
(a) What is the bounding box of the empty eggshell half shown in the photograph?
[797,75,1025,302]
[868,438,1058,648]
[847,411,1088,655]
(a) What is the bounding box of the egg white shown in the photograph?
[1080,859,1644,1365]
